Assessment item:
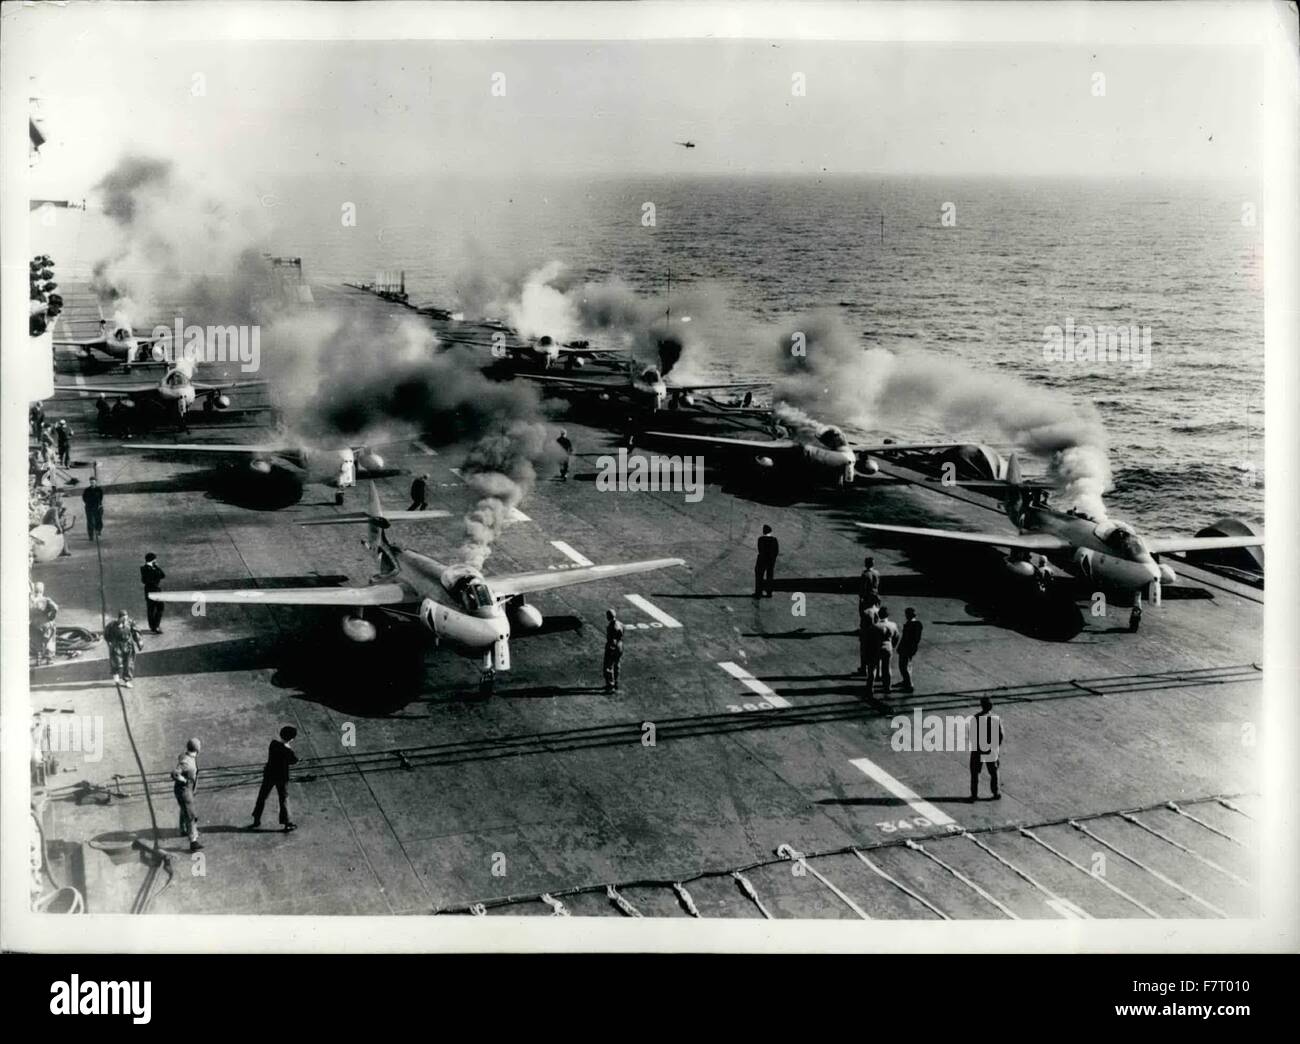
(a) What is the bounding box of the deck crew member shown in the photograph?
[172,738,203,852]
[875,607,900,695]
[897,607,923,693]
[968,697,1003,801]
[557,429,574,480]
[856,599,880,674]
[95,394,112,435]
[82,476,104,541]
[54,419,73,468]
[141,552,166,633]
[753,524,779,598]
[104,608,144,688]
[602,609,625,693]
[858,556,881,611]
[252,726,300,832]
[30,401,45,436]
[408,473,429,511]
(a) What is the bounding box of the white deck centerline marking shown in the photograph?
[551,540,593,567]
[449,467,461,477]
[413,440,438,456]
[717,661,790,708]
[74,374,86,388]
[1046,898,1089,920]
[849,756,956,827]
[508,507,531,522]
[625,594,682,629]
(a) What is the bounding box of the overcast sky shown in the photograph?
[22,25,1265,196]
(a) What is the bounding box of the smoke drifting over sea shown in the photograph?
[90,155,271,330]
[774,311,1113,515]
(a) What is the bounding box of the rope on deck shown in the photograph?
[1019,827,1159,918]
[904,838,1019,918]
[1069,819,1226,918]
[777,844,870,920]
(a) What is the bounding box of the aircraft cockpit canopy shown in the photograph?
[446,570,494,612]
[114,328,131,342]
[164,370,188,388]
[1094,520,1148,559]
[817,427,847,450]
[640,368,662,385]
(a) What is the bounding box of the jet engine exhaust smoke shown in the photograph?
[456,422,558,569]
[774,311,1113,515]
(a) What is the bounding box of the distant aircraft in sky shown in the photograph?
[674,141,696,149]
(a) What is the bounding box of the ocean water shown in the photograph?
[41,173,1266,533]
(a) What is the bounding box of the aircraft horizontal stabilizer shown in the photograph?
[1145,534,1264,555]
[855,522,1070,551]
[299,510,451,526]
[492,557,685,598]
[642,431,794,451]
[148,583,407,606]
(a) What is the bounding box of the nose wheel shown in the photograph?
[478,666,496,696]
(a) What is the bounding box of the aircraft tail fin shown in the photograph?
[1005,452,1022,486]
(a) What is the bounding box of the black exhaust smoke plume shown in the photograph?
[268,313,559,567]
[89,154,272,329]
[774,311,1113,515]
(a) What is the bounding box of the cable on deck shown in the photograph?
[1019,827,1159,918]
[1120,813,1249,887]
[731,872,773,920]
[962,830,1092,918]
[903,838,1019,918]
[1069,819,1226,918]
[1167,801,1247,847]
[850,849,949,919]
[777,844,870,919]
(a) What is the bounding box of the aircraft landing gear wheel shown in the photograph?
[478,668,496,697]
[335,490,346,506]
[204,398,216,413]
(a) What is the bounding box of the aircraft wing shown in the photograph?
[131,442,294,456]
[53,337,105,348]
[856,522,1072,551]
[642,430,796,451]
[492,557,685,598]
[668,378,771,391]
[1146,535,1264,554]
[192,379,269,393]
[148,583,407,606]
[54,382,158,396]
[518,374,628,390]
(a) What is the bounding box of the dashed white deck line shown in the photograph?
[449,467,461,477]
[413,440,438,456]
[508,507,531,522]
[717,661,791,708]
[550,540,593,567]
[848,756,957,827]
[625,594,682,629]
[74,374,86,388]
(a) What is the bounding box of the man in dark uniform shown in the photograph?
[95,393,112,435]
[252,725,300,832]
[968,697,1004,801]
[557,429,574,480]
[82,475,104,541]
[897,607,923,693]
[875,607,900,695]
[141,552,166,633]
[602,609,624,693]
[753,524,779,598]
[858,556,881,611]
[856,599,880,674]
[104,608,143,687]
[171,737,202,852]
[408,473,429,511]
[54,419,73,467]
[30,401,45,436]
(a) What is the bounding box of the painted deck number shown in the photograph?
[728,702,773,713]
[876,816,932,833]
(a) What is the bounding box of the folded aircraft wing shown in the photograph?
[856,522,1072,551]
[667,378,771,391]
[492,557,685,599]
[518,374,625,389]
[642,430,796,451]
[192,378,269,393]
[299,510,451,525]
[148,583,407,605]
[1145,534,1264,554]
[131,441,294,455]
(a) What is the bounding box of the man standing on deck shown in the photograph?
[858,555,881,612]
[104,608,144,687]
[875,606,900,695]
[557,429,574,480]
[54,420,73,467]
[82,475,104,541]
[753,524,779,598]
[172,738,203,851]
[141,552,166,633]
[602,608,624,693]
[968,698,1003,801]
[252,726,300,832]
[897,607,923,693]
[856,598,880,674]
[408,473,429,511]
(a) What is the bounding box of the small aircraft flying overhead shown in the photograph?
[857,453,1264,601]
[54,364,266,432]
[674,141,697,149]
[522,364,770,415]
[54,319,163,369]
[641,428,972,488]
[149,483,685,690]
